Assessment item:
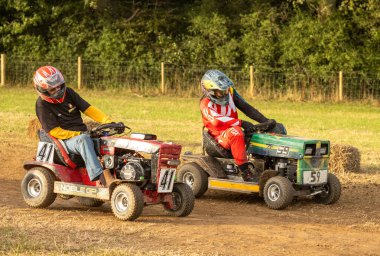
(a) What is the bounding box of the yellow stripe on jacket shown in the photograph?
[84,106,112,124]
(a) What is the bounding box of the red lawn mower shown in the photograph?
[21,123,194,221]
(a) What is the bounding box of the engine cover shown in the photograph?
[120,162,145,181]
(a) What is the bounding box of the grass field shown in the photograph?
[1,86,379,172]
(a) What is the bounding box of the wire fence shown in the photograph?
[2,56,380,102]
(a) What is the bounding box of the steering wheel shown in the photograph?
[90,122,131,138]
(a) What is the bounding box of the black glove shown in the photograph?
[267,119,277,130]
[241,120,256,133]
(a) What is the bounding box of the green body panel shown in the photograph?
[247,133,330,185]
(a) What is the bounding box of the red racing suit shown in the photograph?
[200,88,268,165]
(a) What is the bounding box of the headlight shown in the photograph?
[305,147,313,155]
[320,144,329,155]
[305,144,316,155]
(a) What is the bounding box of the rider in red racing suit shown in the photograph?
[200,70,275,181]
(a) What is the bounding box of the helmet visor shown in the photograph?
[40,83,66,99]
[210,89,229,99]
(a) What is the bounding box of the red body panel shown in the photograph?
[50,163,96,186]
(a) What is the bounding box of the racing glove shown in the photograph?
[241,120,256,133]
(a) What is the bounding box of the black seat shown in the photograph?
[202,131,233,159]
[38,130,85,168]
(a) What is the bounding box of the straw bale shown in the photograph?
[329,144,361,173]
[27,118,42,140]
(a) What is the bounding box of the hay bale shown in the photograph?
[27,118,42,140]
[329,144,361,173]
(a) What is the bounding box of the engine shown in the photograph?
[274,158,297,182]
[103,154,151,182]
[120,161,145,181]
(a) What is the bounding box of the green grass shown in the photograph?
[1,86,379,171]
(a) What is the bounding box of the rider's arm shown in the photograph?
[49,127,81,140]
[68,87,111,124]
[49,104,111,139]
[232,89,268,123]
[84,105,112,124]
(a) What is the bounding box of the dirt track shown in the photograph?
[1,142,379,255]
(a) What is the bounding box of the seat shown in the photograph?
[202,130,233,159]
[38,130,85,168]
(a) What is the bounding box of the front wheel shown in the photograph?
[21,167,57,208]
[111,183,144,221]
[313,173,341,204]
[177,163,208,198]
[263,176,294,210]
[163,183,195,217]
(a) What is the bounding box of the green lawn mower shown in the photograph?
[178,120,341,210]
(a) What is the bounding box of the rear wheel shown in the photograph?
[313,173,341,204]
[77,197,104,207]
[178,163,208,198]
[163,183,195,217]
[111,183,144,221]
[21,167,57,208]
[263,176,294,210]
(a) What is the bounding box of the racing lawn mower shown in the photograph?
[22,123,194,220]
[178,120,341,210]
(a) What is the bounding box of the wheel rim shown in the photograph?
[169,192,182,211]
[267,183,281,202]
[27,178,42,198]
[183,172,194,187]
[114,192,129,213]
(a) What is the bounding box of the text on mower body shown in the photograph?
[58,183,98,195]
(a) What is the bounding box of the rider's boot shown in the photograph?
[238,162,259,182]
[100,169,116,187]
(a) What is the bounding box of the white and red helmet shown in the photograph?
[33,66,66,103]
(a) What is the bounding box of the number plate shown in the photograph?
[157,168,176,193]
[36,142,55,164]
[303,170,328,185]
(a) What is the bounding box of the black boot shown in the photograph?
[238,163,258,182]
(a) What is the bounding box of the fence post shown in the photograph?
[161,62,165,94]
[338,71,343,101]
[249,65,254,98]
[1,54,5,86]
[77,56,82,90]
